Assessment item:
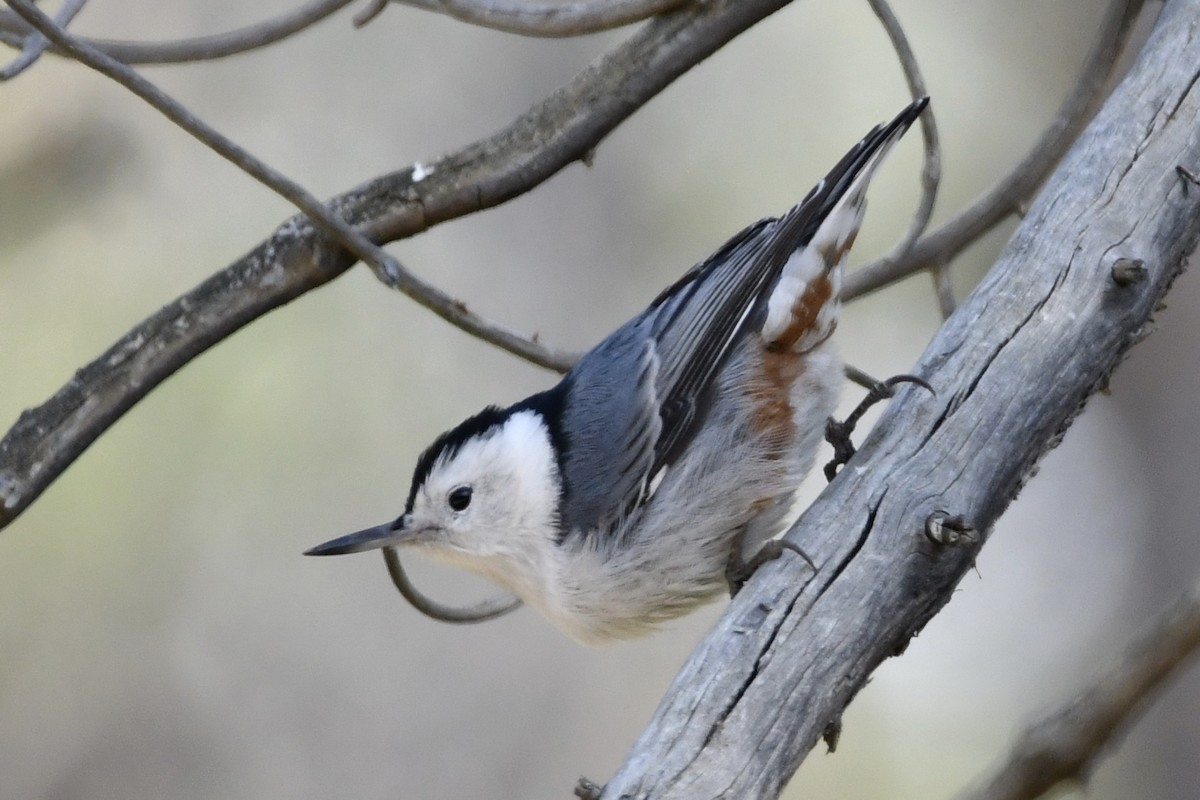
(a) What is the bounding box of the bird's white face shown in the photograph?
[405,410,562,578]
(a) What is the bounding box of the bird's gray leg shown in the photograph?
[824,373,934,481]
[725,529,817,597]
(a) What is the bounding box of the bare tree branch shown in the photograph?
[956,579,1200,800]
[0,0,799,533]
[0,0,691,61]
[4,1,1196,796]
[0,0,85,79]
[0,0,358,65]
[388,0,689,37]
[866,0,941,259]
[598,0,1200,793]
[5,0,574,375]
[844,0,1149,301]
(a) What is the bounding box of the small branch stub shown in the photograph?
[1177,164,1200,190]
[925,511,977,546]
[353,0,388,26]
[575,777,603,800]
[1111,257,1148,286]
[822,716,843,753]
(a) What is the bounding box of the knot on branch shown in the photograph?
[1110,257,1148,286]
[924,510,977,546]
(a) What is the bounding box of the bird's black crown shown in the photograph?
[404,385,569,514]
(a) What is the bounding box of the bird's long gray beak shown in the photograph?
[304,516,412,556]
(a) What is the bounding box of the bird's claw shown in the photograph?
[824,373,933,481]
[725,538,817,597]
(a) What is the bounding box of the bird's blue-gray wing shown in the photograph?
[557,98,928,538]
[554,328,662,535]
[556,219,786,539]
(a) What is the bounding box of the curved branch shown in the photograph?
[0,0,357,65]
[382,548,522,623]
[391,0,690,37]
[955,579,1200,800]
[0,0,690,60]
[866,0,941,259]
[844,0,1148,301]
[0,0,797,533]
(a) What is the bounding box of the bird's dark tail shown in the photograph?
[760,96,928,351]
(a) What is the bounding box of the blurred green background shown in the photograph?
[3,1,1199,798]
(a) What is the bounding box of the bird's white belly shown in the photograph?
[533,340,843,644]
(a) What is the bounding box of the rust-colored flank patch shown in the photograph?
[747,346,805,449]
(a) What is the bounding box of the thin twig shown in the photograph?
[956,579,1200,800]
[0,0,85,79]
[845,0,1149,301]
[353,0,389,27]
[844,364,880,391]
[0,0,357,65]
[866,0,940,258]
[933,260,955,318]
[393,0,689,37]
[3,0,574,373]
[383,548,522,623]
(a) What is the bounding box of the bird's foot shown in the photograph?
[824,373,933,481]
[725,538,817,597]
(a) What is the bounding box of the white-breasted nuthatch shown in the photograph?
[306,98,928,644]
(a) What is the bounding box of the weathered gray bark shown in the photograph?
[600,2,1200,797]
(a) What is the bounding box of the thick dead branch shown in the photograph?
[844,0,1148,300]
[598,0,1200,795]
[956,579,1200,800]
[0,0,798,532]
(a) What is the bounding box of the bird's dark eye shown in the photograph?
[448,486,473,511]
